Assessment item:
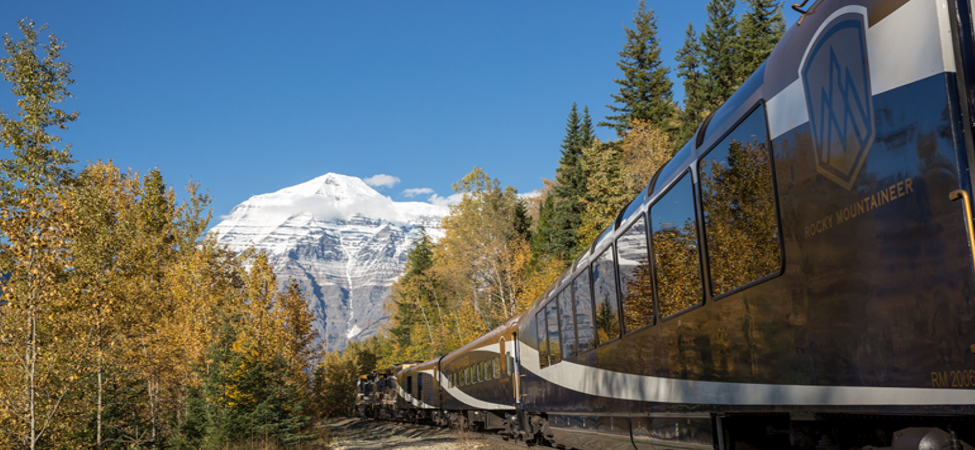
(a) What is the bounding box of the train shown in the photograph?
[355,0,975,448]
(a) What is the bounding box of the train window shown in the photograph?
[617,214,654,333]
[651,173,704,317]
[407,376,413,397]
[495,357,501,377]
[545,300,562,364]
[535,311,549,368]
[699,105,780,297]
[557,288,577,358]
[507,353,514,375]
[592,245,621,344]
[572,270,597,353]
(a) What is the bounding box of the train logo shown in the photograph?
[801,10,875,191]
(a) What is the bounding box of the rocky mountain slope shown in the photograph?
[209,173,447,351]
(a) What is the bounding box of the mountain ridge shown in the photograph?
[210,173,447,351]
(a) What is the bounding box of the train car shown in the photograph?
[506,0,975,449]
[356,367,397,419]
[355,373,377,418]
[393,359,441,423]
[438,316,522,432]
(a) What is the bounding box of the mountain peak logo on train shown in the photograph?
[801,11,875,191]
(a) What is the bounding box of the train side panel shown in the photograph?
[517,0,975,448]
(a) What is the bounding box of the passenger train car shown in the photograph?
[356,0,975,448]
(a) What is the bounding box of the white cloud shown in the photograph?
[426,193,464,207]
[363,174,401,188]
[402,187,435,198]
[264,194,401,223]
[518,190,542,199]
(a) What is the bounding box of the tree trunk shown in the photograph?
[97,336,103,450]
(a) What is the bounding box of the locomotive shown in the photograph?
[355,0,975,448]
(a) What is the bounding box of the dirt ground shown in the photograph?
[321,417,532,450]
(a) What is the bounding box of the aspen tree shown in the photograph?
[0,18,81,449]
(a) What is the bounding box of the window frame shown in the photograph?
[556,286,578,359]
[590,244,623,346]
[615,212,656,336]
[649,169,707,322]
[535,310,549,368]
[570,266,598,355]
[544,298,563,365]
[696,101,785,302]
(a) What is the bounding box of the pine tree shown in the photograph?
[530,195,556,258]
[737,0,785,83]
[674,24,707,150]
[600,1,675,136]
[700,0,740,112]
[580,106,595,147]
[180,311,311,448]
[546,104,588,260]
[388,229,436,351]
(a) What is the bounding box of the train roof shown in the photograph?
[440,314,520,366]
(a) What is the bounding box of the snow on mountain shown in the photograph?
[210,173,448,351]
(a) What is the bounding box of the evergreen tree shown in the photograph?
[530,195,556,258]
[700,0,740,112]
[737,0,785,83]
[580,106,595,147]
[546,104,589,260]
[674,23,706,150]
[513,198,533,242]
[600,1,675,136]
[179,313,311,448]
[388,229,435,350]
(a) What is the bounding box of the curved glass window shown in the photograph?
[700,105,780,296]
[651,173,704,317]
[535,311,548,368]
[617,215,654,333]
[546,300,562,364]
[558,288,577,358]
[591,245,621,344]
[572,270,597,353]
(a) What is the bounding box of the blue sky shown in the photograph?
[2,1,800,225]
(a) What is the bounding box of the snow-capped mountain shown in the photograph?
[210,173,447,351]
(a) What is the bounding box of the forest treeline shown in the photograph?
[316,0,787,412]
[0,0,786,447]
[0,20,334,449]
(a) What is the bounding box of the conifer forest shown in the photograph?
[0,0,786,448]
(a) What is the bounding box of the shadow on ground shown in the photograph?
[321,417,528,450]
